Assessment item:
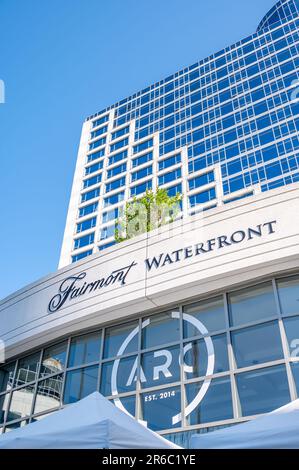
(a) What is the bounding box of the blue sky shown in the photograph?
[0,0,276,299]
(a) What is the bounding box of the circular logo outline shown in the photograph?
[111,313,215,425]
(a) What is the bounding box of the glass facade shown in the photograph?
[64,0,299,265]
[1,272,299,448]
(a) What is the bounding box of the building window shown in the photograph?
[105,177,126,193]
[34,375,63,415]
[111,126,130,141]
[92,114,109,128]
[0,395,9,424]
[133,139,153,154]
[90,125,108,140]
[71,250,93,263]
[107,163,127,179]
[2,274,299,435]
[85,161,104,176]
[40,342,68,378]
[188,171,214,191]
[7,386,35,422]
[100,224,117,240]
[235,365,290,417]
[87,149,105,163]
[100,356,138,396]
[131,165,152,182]
[102,207,120,224]
[63,366,99,405]
[142,311,180,349]
[130,180,152,197]
[98,241,116,251]
[89,137,106,151]
[73,232,95,250]
[103,321,139,359]
[167,184,182,198]
[231,321,284,368]
[184,334,229,379]
[282,316,299,358]
[141,345,180,389]
[78,202,98,218]
[186,377,233,426]
[68,332,102,368]
[76,217,97,233]
[291,363,299,396]
[14,353,40,387]
[0,363,15,394]
[158,168,181,186]
[140,386,181,431]
[183,297,226,336]
[81,188,100,203]
[277,275,299,316]
[108,150,127,166]
[159,154,181,171]
[83,174,102,189]
[189,188,216,208]
[110,138,128,153]
[228,282,277,327]
[132,152,153,168]
[103,191,125,207]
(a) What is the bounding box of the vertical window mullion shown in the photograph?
[224,292,241,419]
[135,317,143,422]
[273,278,298,401]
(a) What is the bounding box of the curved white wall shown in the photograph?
[1,184,299,361]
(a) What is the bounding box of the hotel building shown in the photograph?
[1,0,299,448]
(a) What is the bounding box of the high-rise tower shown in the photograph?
[59,0,299,268]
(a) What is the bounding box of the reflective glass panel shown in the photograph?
[186,377,233,425]
[228,282,277,327]
[63,365,98,404]
[0,363,15,393]
[141,385,181,431]
[68,332,101,367]
[291,362,299,396]
[4,420,28,433]
[231,321,283,368]
[184,334,229,380]
[34,374,63,414]
[142,311,180,349]
[7,385,35,422]
[163,424,234,449]
[277,275,299,316]
[31,411,54,421]
[14,353,40,387]
[104,321,138,359]
[236,365,290,417]
[183,297,226,337]
[0,394,10,424]
[100,356,138,396]
[110,395,136,417]
[40,342,68,377]
[141,346,180,389]
[284,316,299,358]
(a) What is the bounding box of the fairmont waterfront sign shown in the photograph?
[48,262,137,313]
[48,220,277,313]
[145,220,277,271]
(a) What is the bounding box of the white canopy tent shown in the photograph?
[0,392,180,449]
[191,399,299,449]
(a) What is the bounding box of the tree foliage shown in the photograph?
[115,188,182,243]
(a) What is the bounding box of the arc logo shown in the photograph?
[111,312,215,426]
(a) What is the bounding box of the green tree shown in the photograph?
[115,188,182,243]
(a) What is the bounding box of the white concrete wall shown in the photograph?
[58,120,92,268]
[1,184,299,360]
